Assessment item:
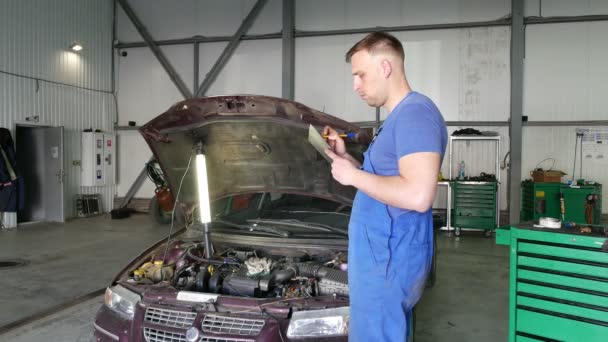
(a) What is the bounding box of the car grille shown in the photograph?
[145,307,197,328]
[143,328,255,342]
[143,327,187,342]
[201,314,265,336]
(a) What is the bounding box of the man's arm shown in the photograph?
[326,150,441,212]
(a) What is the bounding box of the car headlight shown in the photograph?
[286,307,349,338]
[104,285,141,320]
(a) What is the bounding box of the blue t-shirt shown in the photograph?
[366,91,448,218]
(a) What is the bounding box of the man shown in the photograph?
[324,32,447,341]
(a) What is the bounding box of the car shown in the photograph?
[93,95,373,342]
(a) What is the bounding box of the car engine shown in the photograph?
[127,241,349,299]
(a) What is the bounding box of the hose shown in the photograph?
[186,246,239,265]
[295,263,348,285]
[259,263,348,292]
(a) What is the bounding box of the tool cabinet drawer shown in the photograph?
[455,207,495,217]
[515,309,607,342]
[453,216,495,228]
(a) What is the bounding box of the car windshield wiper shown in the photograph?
[246,219,348,236]
[211,218,291,238]
[271,210,350,217]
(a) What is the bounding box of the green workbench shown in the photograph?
[496,224,608,342]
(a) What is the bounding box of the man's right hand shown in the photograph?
[323,126,347,157]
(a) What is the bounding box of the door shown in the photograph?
[44,127,64,222]
[16,125,64,223]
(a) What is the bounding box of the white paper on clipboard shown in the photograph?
[308,125,332,163]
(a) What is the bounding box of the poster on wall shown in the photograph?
[583,128,608,165]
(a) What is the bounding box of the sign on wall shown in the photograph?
[583,128,608,165]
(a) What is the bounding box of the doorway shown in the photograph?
[15,125,64,223]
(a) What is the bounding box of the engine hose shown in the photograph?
[294,263,348,285]
[259,269,297,291]
[186,247,239,265]
[259,263,348,292]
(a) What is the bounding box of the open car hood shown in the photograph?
[139,95,370,215]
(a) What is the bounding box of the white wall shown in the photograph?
[0,0,114,224]
[114,0,608,214]
[295,0,510,30]
[295,27,510,122]
[522,2,608,212]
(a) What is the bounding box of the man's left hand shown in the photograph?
[325,149,359,186]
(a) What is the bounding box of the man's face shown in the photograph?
[351,50,387,107]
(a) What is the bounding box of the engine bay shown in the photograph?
[126,241,349,299]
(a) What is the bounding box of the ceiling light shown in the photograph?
[69,43,83,52]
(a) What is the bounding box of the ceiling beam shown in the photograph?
[116,0,192,99]
[195,0,268,97]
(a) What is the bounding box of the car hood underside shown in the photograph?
[139,95,370,213]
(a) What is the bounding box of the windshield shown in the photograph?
[210,193,351,239]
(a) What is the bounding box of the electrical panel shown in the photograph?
[81,132,115,187]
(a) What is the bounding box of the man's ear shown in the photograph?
[380,59,392,79]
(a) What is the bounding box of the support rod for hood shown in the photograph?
[282,0,295,100]
[195,0,269,97]
[116,0,192,99]
[203,223,213,259]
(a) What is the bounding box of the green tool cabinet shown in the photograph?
[520,181,602,225]
[452,181,498,237]
[496,224,608,342]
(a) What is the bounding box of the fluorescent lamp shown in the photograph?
[69,43,83,51]
[196,153,211,223]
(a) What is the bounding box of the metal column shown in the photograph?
[193,42,199,94]
[282,0,295,100]
[509,0,524,224]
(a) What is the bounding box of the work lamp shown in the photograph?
[195,142,213,258]
[196,152,211,223]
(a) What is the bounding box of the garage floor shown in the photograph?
[0,215,510,342]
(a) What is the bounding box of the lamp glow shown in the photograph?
[69,43,83,51]
[196,153,211,223]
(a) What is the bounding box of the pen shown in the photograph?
[323,133,357,139]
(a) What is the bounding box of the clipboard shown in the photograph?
[308,125,332,163]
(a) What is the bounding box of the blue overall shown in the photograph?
[347,92,446,341]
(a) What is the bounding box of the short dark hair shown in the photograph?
[345,32,404,63]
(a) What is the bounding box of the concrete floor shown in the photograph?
[0,216,510,342]
[0,214,170,328]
